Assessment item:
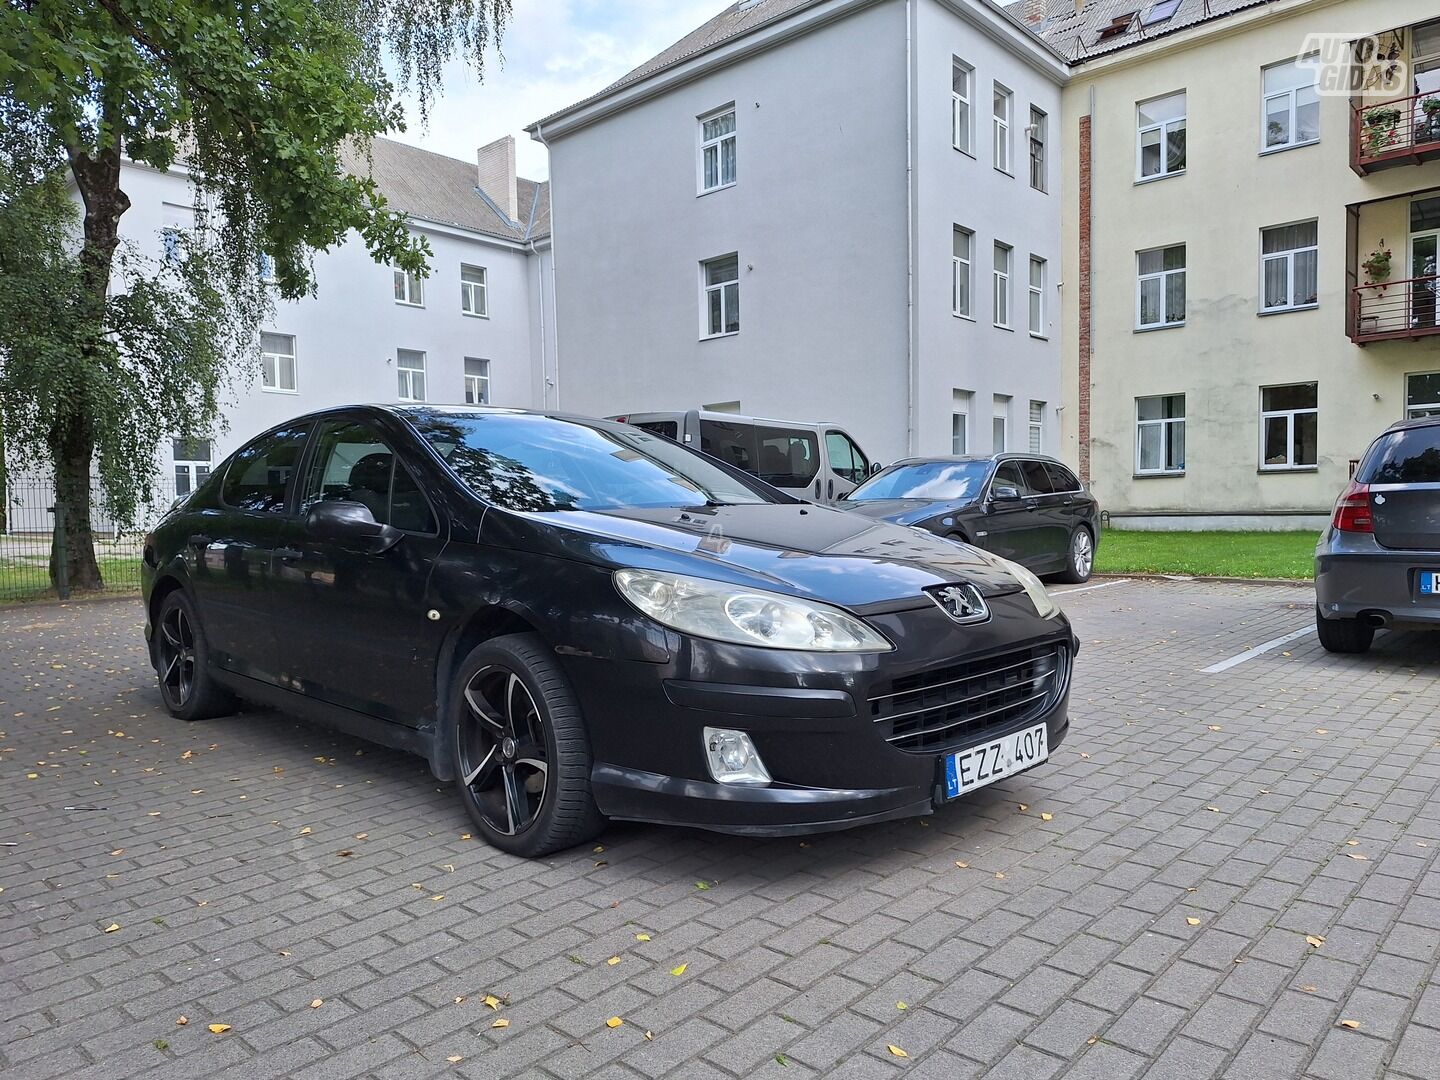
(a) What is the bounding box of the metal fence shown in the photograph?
[1,476,179,604]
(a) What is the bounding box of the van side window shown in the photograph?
[636,421,678,440]
[754,426,819,487]
[826,431,870,485]
[699,419,755,472]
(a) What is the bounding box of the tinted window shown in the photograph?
[635,421,678,440]
[1044,462,1080,492]
[410,410,783,511]
[221,425,310,513]
[993,462,1034,495]
[1359,426,1440,484]
[847,461,991,501]
[826,431,870,485]
[1020,460,1054,494]
[301,421,436,533]
[699,420,819,488]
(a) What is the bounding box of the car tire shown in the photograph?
[1054,527,1095,584]
[452,633,605,858]
[1315,606,1375,654]
[154,589,237,721]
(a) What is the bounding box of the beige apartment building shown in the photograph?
[1025,0,1440,527]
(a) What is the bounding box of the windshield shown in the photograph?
[846,460,992,502]
[406,410,782,511]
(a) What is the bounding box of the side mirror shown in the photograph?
[306,500,403,554]
[869,461,883,475]
[990,485,1021,503]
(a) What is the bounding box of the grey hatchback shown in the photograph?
[1315,416,1440,653]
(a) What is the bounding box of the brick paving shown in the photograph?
[2,579,1440,1079]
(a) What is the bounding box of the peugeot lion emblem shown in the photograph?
[927,583,990,625]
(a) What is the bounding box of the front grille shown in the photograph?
[870,644,1067,754]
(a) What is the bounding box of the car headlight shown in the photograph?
[613,568,893,652]
[1002,559,1060,619]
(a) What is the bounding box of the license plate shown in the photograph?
[1422,572,1440,595]
[944,723,1049,800]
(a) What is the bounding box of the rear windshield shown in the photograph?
[1358,426,1440,484]
[845,460,992,502]
[406,410,784,511]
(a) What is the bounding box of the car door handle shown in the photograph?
[827,479,834,500]
[274,547,303,561]
[814,479,821,499]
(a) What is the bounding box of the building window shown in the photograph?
[701,254,740,337]
[1407,372,1440,418]
[1136,394,1186,474]
[1261,221,1318,312]
[161,203,192,266]
[393,269,424,306]
[1262,58,1319,151]
[952,60,974,154]
[463,357,491,404]
[993,84,1013,173]
[1137,244,1186,329]
[172,438,213,498]
[952,390,971,454]
[397,349,426,401]
[1029,107,1047,191]
[952,226,973,317]
[1028,400,1045,452]
[699,107,737,193]
[993,394,1011,452]
[993,242,1012,328]
[260,332,297,393]
[1028,256,1046,336]
[257,253,276,283]
[1137,91,1186,179]
[1260,383,1318,469]
[460,264,488,317]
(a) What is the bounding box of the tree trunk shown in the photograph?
[59,99,130,593]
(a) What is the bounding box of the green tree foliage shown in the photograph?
[0,0,511,589]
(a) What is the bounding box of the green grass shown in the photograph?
[1094,530,1318,581]
[0,555,142,604]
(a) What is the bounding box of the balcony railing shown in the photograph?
[1350,274,1440,343]
[1352,92,1440,173]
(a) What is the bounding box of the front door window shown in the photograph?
[301,421,435,533]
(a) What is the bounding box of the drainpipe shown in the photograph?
[533,118,559,410]
[904,0,918,457]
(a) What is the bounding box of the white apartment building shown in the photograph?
[90,135,554,496]
[529,0,1069,466]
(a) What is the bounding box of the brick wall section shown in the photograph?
[1077,113,1092,487]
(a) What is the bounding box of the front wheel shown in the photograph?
[154,590,236,721]
[1054,527,1095,584]
[452,634,605,858]
[1315,606,1374,654]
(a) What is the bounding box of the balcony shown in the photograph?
[1350,274,1440,343]
[1352,92,1440,175]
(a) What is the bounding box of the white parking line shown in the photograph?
[1052,579,1132,596]
[1200,625,1315,674]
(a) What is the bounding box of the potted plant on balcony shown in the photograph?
[1364,105,1402,153]
[1422,96,1440,140]
[1363,243,1393,287]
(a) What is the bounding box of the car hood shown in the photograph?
[487,502,1021,610]
[839,498,972,527]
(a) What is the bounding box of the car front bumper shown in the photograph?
[1315,530,1440,628]
[563,593,1075,836]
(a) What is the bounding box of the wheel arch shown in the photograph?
[146,573,188,667]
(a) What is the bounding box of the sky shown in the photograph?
[394,0,729,181]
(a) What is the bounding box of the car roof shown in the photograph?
[884,453,1072,467]
[615,409,845,428]
[1384,415,1440,433]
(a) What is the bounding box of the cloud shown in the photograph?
[393,0,727,180]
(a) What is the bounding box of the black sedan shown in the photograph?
[840,454,1101,584]
[142,406,1076,857]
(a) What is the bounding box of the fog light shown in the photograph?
[703,727,771,785]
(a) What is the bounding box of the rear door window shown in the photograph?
[1044,462,1080,492]
[1359,426,1440,483]
[221,425,311,513]
[1020,460,1055,494]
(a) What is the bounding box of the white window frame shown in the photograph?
[1136,91,1186,181]
[259,332,297,394]
[952,59,974,155]
[460,264,488,318]
[700,253,740,339]
[1028,400,1045,453]
[396,349,427,402]
[1261,57,1320,153]
[993,395,1011,453]
[1406,372,1440,419]
[952,226,973,318]
[1029,107,1047,191]
[1028,255,1046,337]
[993,242,1012,329]
[1259,221,1318,313]
[172,439,213,498]
[1136,245,1186,329]
[464,357,491,405]
[1135,395,1186,475]
[393,269,424,307]
[993,84,1013,174]
[698,106,737,195]
[952,391,971,454]
[1258,383,1318,471]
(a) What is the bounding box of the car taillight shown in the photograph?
[1332,480,1373,533]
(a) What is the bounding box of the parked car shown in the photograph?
[607,409,875,504]
[142,405,1076,857]
[1315,416,1440,653]
[839,454,1100,584]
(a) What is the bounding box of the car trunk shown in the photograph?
[1371,484,1440,550]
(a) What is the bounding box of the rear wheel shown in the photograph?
[1054,527,1094,584]
[1315,606,1375,654]
[452,634,605,858]
[154,590,236,721]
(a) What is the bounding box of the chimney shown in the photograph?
[1021,0,1046,23]
[476,135,518,223]
[1074,0,1084,12]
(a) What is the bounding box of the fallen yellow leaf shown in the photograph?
[635,933,651,942]
[354,833,368,840]
[593,845,605,853]
[955,861,969,869]
[995,872,1005,880]
[454,996,466,1004]
[1306,935,1325,948]
[606,1016,624,1028]
[1018,804,1028,812]
[298,827,312,835]
[607,956,621,966]
[1315,729,1329,735]
[670,963,688,976]
[896,1001,908,1011]
[175,1016,188,1026]
[1205,806,1221,813]
[103,923,120,933]
[1346,853,1368,861]
[1338,1019,1361,1030]
[1041,813,1053,822]
[430,895,445,902]
[447,1056,463,1064]
[207,1024,231,1034]
[309,999,323,1009]
[110,849,124,856]
[491,1018,510,1029]
[483,995,501,1010]
[1186,917,1201,926]
[644,1030,654,1041]
[1208,725,1222,731]
[887,1044,909,1058]
[1345,839,1360,846]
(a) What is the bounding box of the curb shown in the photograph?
[1092,572,1311,587]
